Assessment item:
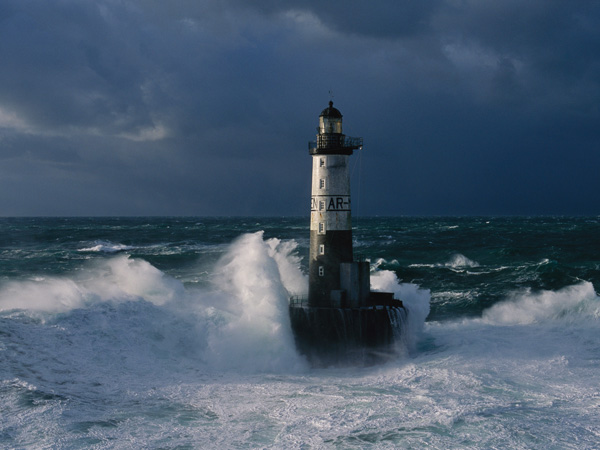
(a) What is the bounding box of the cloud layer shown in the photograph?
[1,0,598,215]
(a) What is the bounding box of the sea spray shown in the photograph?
[423,281,600,383]
[0,277,86,312]
[0,236,306,375]
[482,281,600,325]
[0,232,426,373]
[265,237,307,297]
[370,269,431,352]
[445,253,479,269]
[205,231,306,372]
[0,256,184,313]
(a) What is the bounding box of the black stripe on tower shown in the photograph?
[308,230,353,307]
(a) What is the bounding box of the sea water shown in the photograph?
[0,217,598,449]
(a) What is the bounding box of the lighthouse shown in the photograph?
[308,101,366,308]
[289,101,406,366]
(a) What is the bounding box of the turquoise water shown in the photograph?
[1,217,599,448]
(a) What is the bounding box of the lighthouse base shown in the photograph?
[289,304,406,367]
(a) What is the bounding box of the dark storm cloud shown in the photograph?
[223,0,440,38]
[0,2,155,135]
[0,0,598,215]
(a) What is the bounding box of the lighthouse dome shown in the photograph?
[318,101,343,135]
[320,101,343,119]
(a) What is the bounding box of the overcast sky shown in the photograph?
[1,1,599,216]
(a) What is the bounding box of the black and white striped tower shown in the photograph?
[308,101,363,307]
[290,100,404,365]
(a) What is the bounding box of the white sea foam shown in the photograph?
[78,240,135,253]
[370,269,431,351]
[2,232,308,374]
[445,253,479,268]
[409,253,480,270]
[0,256,183,312]
[371,257,400,269]
[482,281,599,325]
[397,281,600,449]
[0,277,86,312]
[1,232,436,376]
[2,235,599,448]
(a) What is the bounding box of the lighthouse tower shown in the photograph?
[289,100,404,366]
[308,101,366,308]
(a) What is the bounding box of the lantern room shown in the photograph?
[319,101,343,134]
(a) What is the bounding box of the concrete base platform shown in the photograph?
[289,305,406,367]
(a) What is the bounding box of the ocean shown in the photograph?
[0,216,598,449]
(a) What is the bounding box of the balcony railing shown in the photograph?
[317,134,344,149]
[344,136,363,149]
[308,135,363,153]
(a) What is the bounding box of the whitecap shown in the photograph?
[0,255,184,312]
[78,240,135,253]
[482,281,599,325]
[409,254,479,270]
[444,253,480,269]
[371,258,400,270]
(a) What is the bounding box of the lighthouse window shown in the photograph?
[319,200,325,211]
[320,158,325,167]
[319,178,326,189]
[319,222,325,234]
[319,266,324,277]
[319,244,325,255]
